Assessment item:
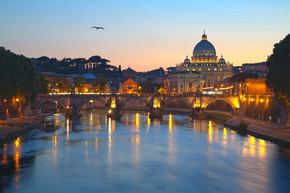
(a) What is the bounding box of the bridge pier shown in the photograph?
[107,95,121,119]
[149,96,163,119]
[190,107,205,119]
[107,108,121,119]
[234,108,240,116]
[149,108,163,119]
[65,106,81,120]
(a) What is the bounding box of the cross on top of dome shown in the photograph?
[202,30,207,40]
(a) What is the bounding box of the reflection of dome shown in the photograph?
[218,55,226,64]
[184,56,190,64]
[193,32,216,57]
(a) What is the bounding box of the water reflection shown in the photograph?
[168,114,176,165]
[208,121,213,143]
[1,111,290,193]
[52,132,58,167]
[13,137,21,189]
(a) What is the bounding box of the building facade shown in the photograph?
[175,32,234,90]
[168,72,203,94]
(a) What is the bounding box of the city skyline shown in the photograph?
[1,0,290,71]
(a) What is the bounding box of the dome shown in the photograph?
[218,55,226,64]
[184,56,190,64]
[193,32,216,57]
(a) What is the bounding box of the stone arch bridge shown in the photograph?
[31,93,240,119]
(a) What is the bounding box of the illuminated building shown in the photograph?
[174,31,234,91]
[122,78,138,94]
[244,78,273,95]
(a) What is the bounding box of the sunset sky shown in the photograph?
[1,0,290,71]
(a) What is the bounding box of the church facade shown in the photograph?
[170,31,234,93]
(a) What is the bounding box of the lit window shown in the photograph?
[192,69,195,71]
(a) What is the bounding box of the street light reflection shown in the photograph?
[208,121,213,143]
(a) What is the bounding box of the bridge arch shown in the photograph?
[120,98,151,109]
[204,98,236,114]
[77,98,108,113]
[162,98,194,111]
[34,99,67,114]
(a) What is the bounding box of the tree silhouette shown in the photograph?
[266,34,290,109]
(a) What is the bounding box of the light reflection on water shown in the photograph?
[1,109,290,193]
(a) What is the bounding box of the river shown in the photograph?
[1,110,290,193]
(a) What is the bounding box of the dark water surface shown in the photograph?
[1,110,290,193]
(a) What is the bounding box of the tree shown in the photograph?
[0,47,46,105]
[139,81,163,94]
[92,75,107,93]
[49,76,71,93]
[35,72,49,94]
[74,76,86,93]
[266,34,290,110]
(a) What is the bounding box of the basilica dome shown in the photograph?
[193,33,216,57]
[191,32,218,63]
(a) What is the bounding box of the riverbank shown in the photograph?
[225,116,290,148]
[0,116,43,147]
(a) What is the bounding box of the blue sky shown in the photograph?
[1,0,290,71]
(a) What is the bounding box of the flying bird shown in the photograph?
[92,26,104,30]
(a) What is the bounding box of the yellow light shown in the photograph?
[208,68,210,71]
[259,139,265,146]
[208,121,213,143]
[192,69,195,71]
[199,69,201,71]
[16,98,19,102]
[169,114,172,130]
[236,105,240,108]
[251,98,254,102]
[111,103,116,108]
[260,99,264,103]
[85,89,88,92]
[250,136,256,144]
[136,113,139,126]
[108,109,112,114]
[89,100,93,103]
[14,137,20,147]
[220,69,222,71]
[243,98,246,101]
[214,68,217,71]
[4,99,7,102]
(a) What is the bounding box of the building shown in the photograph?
[123,67,136,81]
[244,78,273,95]
[242,62,268,78]
[122,78,138,94]
[174,31,234,89]
[168,71,203,94]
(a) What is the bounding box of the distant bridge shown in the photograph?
[31,93,241,119]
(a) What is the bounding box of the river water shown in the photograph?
[1,110,290,193]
